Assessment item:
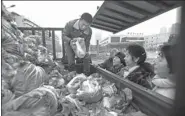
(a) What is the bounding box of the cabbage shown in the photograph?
[3,53,20,67]
[48,70,65,88]
[2,21,24,57]
[24,35,42,46]
[59,94,86,116]
[102,88,133,113]
[70,37,86,58]
[125,111,147,116]
[3,111,29,116]
[76,77,103,103]
[2,30,23,56]
[102,97,112,109]
[11,62,48,97]
[2,80,15,106]
[66,74,87,94]
[3,85,58,116]
[1,59,17,82]
[2,18,19,41]
[102,83,117,96]
[62,71,77,82]
[2,89,15,105]
[36,46,53,65]
[24,53,37,63]
[23,35,36,46]
[49,77,65,88]
[90,108,118,116]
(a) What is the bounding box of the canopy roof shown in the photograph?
[91,1,182,33]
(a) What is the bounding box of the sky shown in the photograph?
[115,7,180,36]
[3,1,180,45]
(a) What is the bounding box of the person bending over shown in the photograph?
[63,13,92,76]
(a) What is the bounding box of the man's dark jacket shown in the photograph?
[63,19,92,52]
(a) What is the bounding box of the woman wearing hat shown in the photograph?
[99,50,126,75]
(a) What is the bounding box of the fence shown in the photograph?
[18,27,65,61]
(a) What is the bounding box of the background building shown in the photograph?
[144,33,170,51]
[160,27,167,34]
[144,23,180,51]
[170,23,180,35]
[99,33,145,53]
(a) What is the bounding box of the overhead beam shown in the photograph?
[98,15,129,26]
[93,22,121,30]
[161,1,178,6]
[95,20,123,29]
[91,24,118,33]
[91,26,116,33]
[96,17,126,27]
[92,2,107,23]
[105,7,141,21]
[100,13,132,24]
[110,0,151,16]
[145,0,169,9]
[115,1,181,33]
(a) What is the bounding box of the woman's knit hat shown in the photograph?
[115,52,126,66]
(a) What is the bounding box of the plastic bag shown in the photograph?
[70,37,86,58]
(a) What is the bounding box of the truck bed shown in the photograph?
[89,65,174,116]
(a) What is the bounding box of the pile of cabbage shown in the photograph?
[2,70,141,116]
[2,5,67,116]
[2,4,147,116]
[56,73,136,116]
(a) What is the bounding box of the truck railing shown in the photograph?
[90,65,174,116]
[18,27,65,61]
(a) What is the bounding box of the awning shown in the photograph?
[91,1,182,33]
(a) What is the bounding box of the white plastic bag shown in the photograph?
[70,37,86,58]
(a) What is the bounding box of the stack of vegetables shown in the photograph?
[56,73,138,116]
[1,4,63,116]
[1,3,147,116]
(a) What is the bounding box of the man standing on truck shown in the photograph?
[63,12,92,76]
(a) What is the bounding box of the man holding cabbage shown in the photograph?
[63,13,92,76]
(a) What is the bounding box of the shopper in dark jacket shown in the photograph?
[98,48,119,70]
[99,51,126,75]
[123,44,155,89]
[63,13,92,76]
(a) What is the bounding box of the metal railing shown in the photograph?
[18,27,65,61]
[91,65,174,116]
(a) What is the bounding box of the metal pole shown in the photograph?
[52,30,56,60]
[42,29,46,47]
